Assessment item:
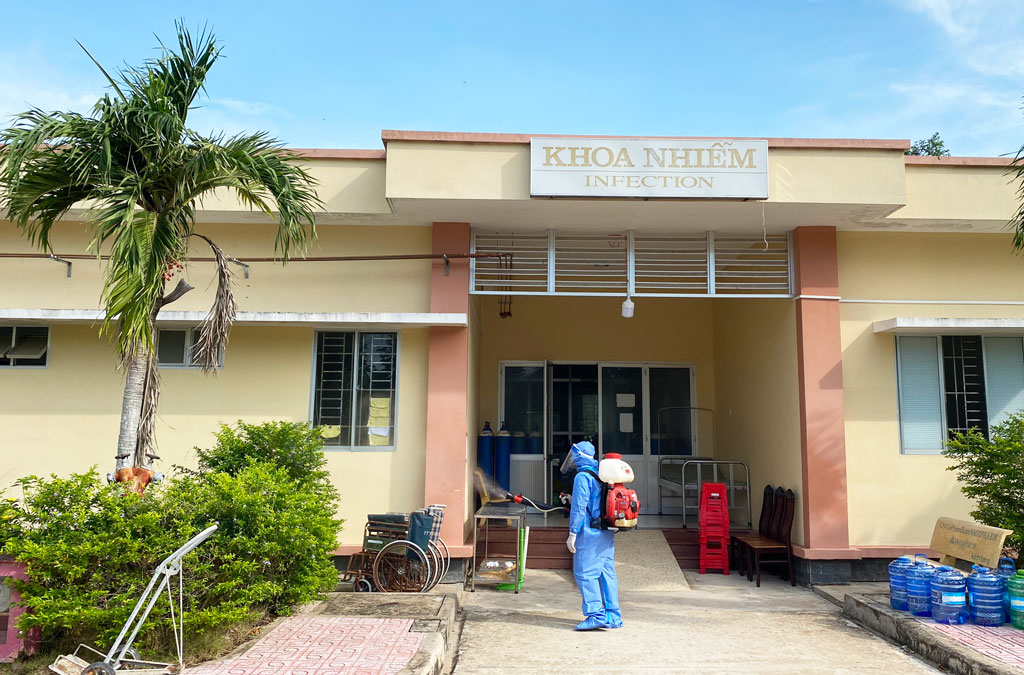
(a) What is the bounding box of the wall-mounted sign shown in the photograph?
[530,137,769,199]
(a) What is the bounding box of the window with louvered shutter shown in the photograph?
[984,337,1024,430]
[896,336,945,453]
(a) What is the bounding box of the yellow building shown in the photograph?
[1,131,1020,583]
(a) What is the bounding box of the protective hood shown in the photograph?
[560,441,597,474]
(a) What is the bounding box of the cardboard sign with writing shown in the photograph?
[930,517,1012,569]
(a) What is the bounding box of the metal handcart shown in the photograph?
[471,502,527,593]
[342,504,450,593]
[50,525,218,675]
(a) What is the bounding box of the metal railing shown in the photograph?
[658,458,751,528]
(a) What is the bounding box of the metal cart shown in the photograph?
[50,525,218,675]
[471,503,527,594]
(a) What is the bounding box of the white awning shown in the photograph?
[873,317,1024,334]
[0,309,467,329]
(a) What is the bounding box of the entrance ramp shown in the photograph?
[616,530,691,592]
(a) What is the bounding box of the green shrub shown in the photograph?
[183,421,336,502]
[3,421,341,656]
[0,495,22,546]
[944,412,1024,554]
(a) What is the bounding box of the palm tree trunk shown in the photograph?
[116,349,149,471]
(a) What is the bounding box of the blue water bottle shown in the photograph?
[931,566,968,624]
[968,566,1006,626]
[997,557,1017,621]
[888,555,914,611]
[906,554,935,617]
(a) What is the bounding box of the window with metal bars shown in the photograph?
[896,334,1009,454]
[941,335,988,439]
[313,331,397,449]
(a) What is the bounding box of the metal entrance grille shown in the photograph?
[554,233,628,293]
[713,235,791,295]
[470,229,792,297]
[634,235,708,294]
[472,231,548,293]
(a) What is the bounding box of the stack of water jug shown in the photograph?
[888,553,1024,627]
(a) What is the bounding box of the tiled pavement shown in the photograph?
[188,617,423,675]
[924,621,1024,670]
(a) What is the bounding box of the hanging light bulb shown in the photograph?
[621,296,634,318]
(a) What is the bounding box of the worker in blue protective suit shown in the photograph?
[563,441,622,631]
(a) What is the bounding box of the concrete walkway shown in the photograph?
[454,531,938,674]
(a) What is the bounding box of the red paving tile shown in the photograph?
[189,617,422,675]
[924,620,1024,670]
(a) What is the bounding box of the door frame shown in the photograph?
[498,360,698,513]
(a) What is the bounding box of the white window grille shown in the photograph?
[470,228,792,297]
[471,231,548,293]
[634,235,708,295]
[713,235,791,295]
[554,233,628,294]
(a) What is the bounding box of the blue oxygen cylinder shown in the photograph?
[888,555,914,611]
[528,431,543,455]
[495,422,512,492]
[931,566,968,624]
[511,431,527,455]
[477,422,495,480]
[969,566,1007,626]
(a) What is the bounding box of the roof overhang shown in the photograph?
[0,309,467,329]
[873,317,1024,335]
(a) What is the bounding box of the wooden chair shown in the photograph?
[743,489,796,587]
[732,485,773,576]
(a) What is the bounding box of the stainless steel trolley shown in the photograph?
[471,503,527,594]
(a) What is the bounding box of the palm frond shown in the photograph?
[1010,141,1024,252]
[134,352,160,467]
[189,233,236,374]
[1,23,324,471]
[181,132,321,259]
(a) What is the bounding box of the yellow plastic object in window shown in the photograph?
[367,397,391,445]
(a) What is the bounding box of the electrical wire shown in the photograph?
[762,201,768,251]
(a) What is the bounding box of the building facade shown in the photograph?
[2,131,1021,581]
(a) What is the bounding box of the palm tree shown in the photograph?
[0,24,321,490]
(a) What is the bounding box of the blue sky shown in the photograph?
[2,0,1023,156]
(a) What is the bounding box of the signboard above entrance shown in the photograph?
[530,137,769,199]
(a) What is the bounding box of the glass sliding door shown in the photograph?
[501,361,696,515]
[500,363,546,500]
[548,363,599,503]
[648,366,693,514]
[600,365,649,508]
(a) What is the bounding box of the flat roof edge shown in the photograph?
[290,149,386,160]
[381,129,912,150]
[904,155,1014,167]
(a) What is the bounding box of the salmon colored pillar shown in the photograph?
[425,222,471,552]
[792,226,850,552]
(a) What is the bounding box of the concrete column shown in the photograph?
[425,222,471,551]
[792,226,850,551]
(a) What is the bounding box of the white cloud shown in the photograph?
[895,0,1024,77]
[0,52,102,122]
